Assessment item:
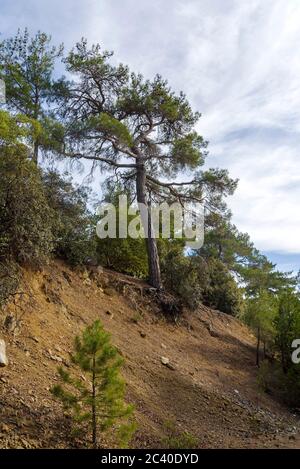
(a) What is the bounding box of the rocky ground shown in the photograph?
[0,260,300,449]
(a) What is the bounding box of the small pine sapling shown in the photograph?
[51,320,135,448]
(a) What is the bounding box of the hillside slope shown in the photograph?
[0,260,299,449]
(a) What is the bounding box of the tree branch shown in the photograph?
[64,152,137,169]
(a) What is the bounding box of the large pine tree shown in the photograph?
[56,39,237,288]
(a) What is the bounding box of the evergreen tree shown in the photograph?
[56,39,237,288]
[274,290,300,374]
[0,29,63,163]
[243,290,277,367]
[51,320,135,448]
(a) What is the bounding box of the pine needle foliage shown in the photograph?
[51,320,135,448]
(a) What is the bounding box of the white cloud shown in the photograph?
[1,0,300,263]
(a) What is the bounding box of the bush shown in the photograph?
[0,261,20,307]
[258,360,300,407]
[42,170,97,266]
[161,251,204,310]
[0,146,53,267]
[161,420,199,449]
[202,258,244,316]
[96,192,148,278]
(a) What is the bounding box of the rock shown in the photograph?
[209,325,220,338]
[0,339,8,367]
[166,362,176,371]
[48,349,63,363]
[89,265,104,276]
[140,331,146,338]
[81,269,89,280]
[4,314,17,333]
[51,355,63,363]
[30,336,39,343]
[83,278,92,286]
[161,356,170,366]
[60,305,68,315]
[104,287,115,297]
[161,343,167,349]
[62,271,72,284]
[1,423,9,433]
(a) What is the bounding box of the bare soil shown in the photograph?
[0,260,299,449]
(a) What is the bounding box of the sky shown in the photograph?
[0,0,299,273]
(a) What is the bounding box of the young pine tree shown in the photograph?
[51,320,135,448]
[244,290,277,367]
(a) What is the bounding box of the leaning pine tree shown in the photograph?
[51,320,135,448]
[56,39,237,288]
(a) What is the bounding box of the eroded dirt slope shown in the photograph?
[0,260,299,448]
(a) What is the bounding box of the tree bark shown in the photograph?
[92,355,97,449]
[281,347,288,374]
[256,326,261,367]
[136,163,161,289]
[32,139,39,165]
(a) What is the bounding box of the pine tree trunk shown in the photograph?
[92,355,97,449]
[136,163,161,289]
[281,347,288,374]
[32,139,39,165]
[256,326,261,367]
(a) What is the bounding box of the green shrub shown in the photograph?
[161,251,203,310]
[161,420,199,449]
[202,258,244,316]
[42,170,97,266]
[0,146,53,267]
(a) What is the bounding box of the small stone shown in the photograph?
[1,423,9,432]
[62,271,72,284]
[161,343,167,349]
[48,349,63,362]
[61,305,68,315]
[140,331,146,338]
[51,355,63,363]
[4,315,17,334]
[30,337,39,343]
[161,356,170,366]
[104,287,115,297]
[166,362,176,371]
[0,339,8,367]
